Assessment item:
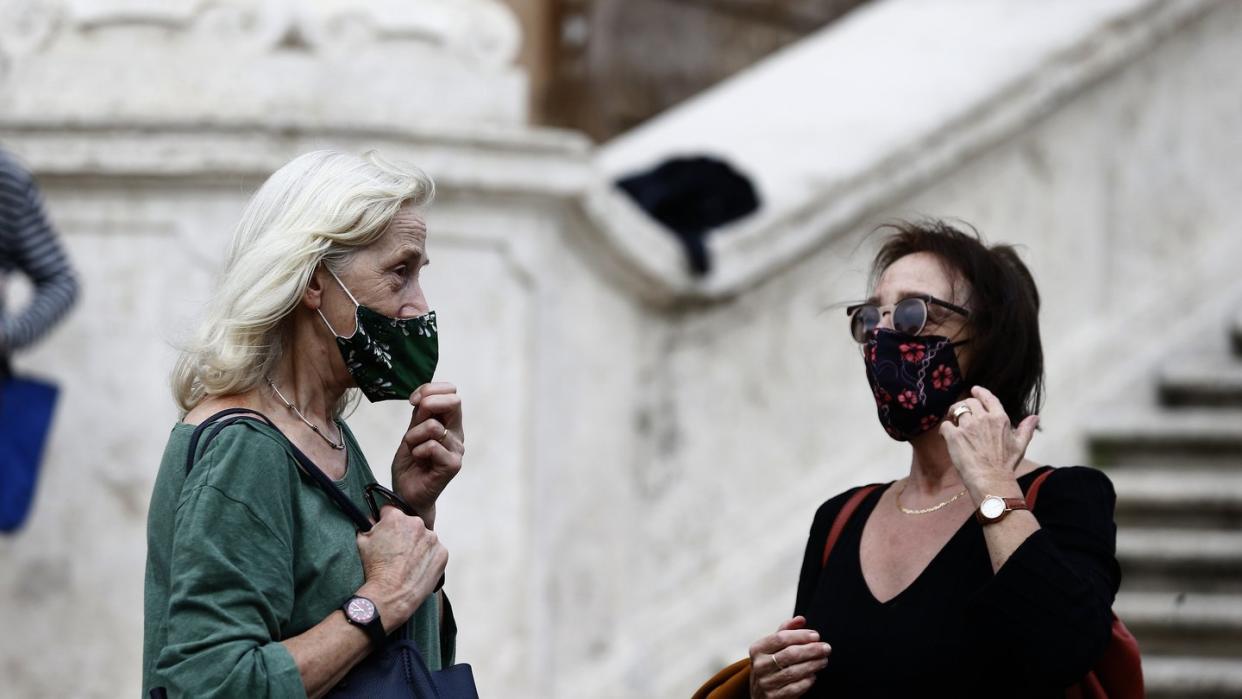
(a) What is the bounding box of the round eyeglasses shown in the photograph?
[846,294,970,343]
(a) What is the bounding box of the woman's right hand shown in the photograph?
[355,505,449,633]
[748,616,832,699]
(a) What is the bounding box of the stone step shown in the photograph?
[1144,655,1242,699]
[1098,315,1242,687]
[1115,591,1242,657]
[1087,410,1242,470]
[1111,469,1242,529]
[1159,359,1242,408]
[1117,528,1242,593]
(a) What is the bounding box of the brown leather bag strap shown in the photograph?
[1024,467,1056,509]
[821,484,881,569]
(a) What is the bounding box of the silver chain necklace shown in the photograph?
[266,378,345,450]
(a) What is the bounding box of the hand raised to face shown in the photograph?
[939,385,1039,491]
[391,382,465,525]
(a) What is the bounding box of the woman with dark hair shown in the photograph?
[745,220,1121,698]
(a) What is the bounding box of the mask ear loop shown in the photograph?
[316,307,342,338]
[317,265,362,339]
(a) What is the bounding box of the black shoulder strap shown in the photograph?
[185,408,272,475]
[185,408,373,532]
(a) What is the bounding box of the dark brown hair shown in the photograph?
[870,219,1044,424]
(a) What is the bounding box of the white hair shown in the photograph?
[172,149,435,414]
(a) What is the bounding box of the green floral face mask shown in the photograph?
[318,269,439,403]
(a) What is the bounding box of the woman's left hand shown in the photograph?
[939,386,1039,496]
[392,382,465,525]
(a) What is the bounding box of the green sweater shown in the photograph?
[142,418,449,698]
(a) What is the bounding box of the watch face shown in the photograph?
[980,496,1006,520]
[346,597,376,624]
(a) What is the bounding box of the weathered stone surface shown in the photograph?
[0,0,526,128]
[2,1,1242,697]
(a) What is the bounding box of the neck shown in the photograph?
[904,428,964,496]
[267,312,352,426]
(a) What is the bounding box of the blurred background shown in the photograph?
[2,0,1241,697]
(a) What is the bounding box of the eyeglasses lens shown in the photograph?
[892,298,928,335]
[851,306,879,343]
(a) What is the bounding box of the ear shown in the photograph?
[303,264,326,311]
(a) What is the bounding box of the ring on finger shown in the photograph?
[769,653,786,672]
[950,403,973,425]
[439,426,449,443]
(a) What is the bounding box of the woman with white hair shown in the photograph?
[143,150,465,698]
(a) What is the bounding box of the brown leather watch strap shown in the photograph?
[975,496,1030,524]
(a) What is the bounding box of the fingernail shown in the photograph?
[809,631,820,640]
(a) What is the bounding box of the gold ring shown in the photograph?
[439,426,450,443]
[769,653,786,672]
[951,404,974,425]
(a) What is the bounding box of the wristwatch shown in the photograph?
[975,495,1029,525]
[341,595,386,648]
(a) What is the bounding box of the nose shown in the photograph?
[875,309,894,331]
[400,284,430,318]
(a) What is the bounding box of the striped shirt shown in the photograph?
[0,149,79,355]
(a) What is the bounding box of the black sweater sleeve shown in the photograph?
[966,466,1121,687]
[793,487,867,618]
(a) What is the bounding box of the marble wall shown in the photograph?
[566,2,1242,695]
[1,1,1240,697]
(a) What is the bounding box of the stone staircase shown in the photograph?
[1088,312,1242,698]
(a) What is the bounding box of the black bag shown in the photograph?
[326,640,478,699]
[151,408,478,699]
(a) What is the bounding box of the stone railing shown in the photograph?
[587,0,1221,304]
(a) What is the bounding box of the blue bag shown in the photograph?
[0,373,60,532]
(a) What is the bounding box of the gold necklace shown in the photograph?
[895,483,968,515]
[267,378,346,450]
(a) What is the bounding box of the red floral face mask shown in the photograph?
[862,328,967,441]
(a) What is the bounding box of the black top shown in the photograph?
[794,466,1120,698]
